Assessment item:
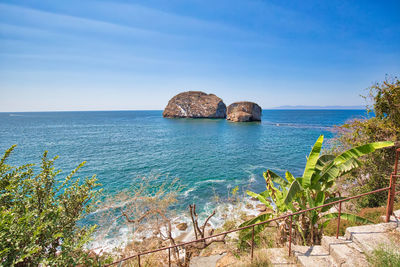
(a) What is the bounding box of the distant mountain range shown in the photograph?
[272,105,365,110]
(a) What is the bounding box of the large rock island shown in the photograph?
[163,91,226,118]
[227,102,262,122]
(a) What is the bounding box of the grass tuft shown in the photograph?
[367,245,400,267]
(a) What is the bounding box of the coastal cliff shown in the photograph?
[163,91,226,118]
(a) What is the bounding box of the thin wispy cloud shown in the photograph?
[0,0,399,111]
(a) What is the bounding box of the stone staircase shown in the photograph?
[270,210,400,267]
[191,210,400,266]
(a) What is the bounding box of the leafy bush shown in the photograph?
[0,145,106,266]
[332,76,400,207]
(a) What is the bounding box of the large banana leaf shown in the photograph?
[239,213,272,241]
[334,141,394,165]
[246,190,273,208]
[302,135,324,188]
[314,191,325,207]
[285,171,295,183]
[321,212,374,228]
[239,213,272,227]
[315,154,335,172]
[239,224,268,242]
[283,179,302,205]
[319,141,393,184]
[337,157,362,174]
[264,170,288,187]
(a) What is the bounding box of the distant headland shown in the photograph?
[272,105,365,110]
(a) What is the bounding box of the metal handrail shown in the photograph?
[105,149,399,266]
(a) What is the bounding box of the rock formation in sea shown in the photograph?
[163,91,226,118]
[226,102,262,122]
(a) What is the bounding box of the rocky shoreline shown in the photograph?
[89,196,271,254]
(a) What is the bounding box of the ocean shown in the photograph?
[0,109,370,249]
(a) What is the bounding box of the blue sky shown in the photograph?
[0,0,399,111]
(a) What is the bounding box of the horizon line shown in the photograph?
[0,107,368,113]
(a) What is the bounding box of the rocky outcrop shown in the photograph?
[163,91,226,118]
[226,102,262,122]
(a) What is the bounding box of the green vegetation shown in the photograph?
[324,201,400,236]
[332,76,400,208]
[240,136,393,245]
[367,245,400,267]
[324,205,382,236]
[0,145,108,266]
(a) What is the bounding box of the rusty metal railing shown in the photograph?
[105,148,400,267]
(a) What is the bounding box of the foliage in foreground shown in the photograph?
[367,245,400,267]
[0,145,106,266]
[332,76,400,208]
[240,136,393,246]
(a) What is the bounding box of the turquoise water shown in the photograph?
[0,110,369,207]
[0,110,369,246]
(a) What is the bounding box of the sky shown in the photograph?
[0,0,399,112]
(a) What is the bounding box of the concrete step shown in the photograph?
[190,253,226,267]
[264,248,298,266]
[292,245,337,267]
[321,236,368,267]
[344,222,398,253]
[380,209,400,223]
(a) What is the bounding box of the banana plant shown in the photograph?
[240,135,394,245]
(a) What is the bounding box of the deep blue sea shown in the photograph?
[0,110,370,248]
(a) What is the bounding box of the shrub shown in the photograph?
[332,76,400,207]
[0,145,106,266]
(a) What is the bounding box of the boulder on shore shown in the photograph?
[163,91,226,118]
[227,102,262,122]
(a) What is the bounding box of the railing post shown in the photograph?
[168,248,171,267]
[288,215,292,256]
[251,225,255,262]
[336,202,342,239]
[386,149,399,222]
[386,173,396,223]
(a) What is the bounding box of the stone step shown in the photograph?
[344,222,398,253]
[292,245,337,267]
[190,253,226,267]
[264,248,298,266]
[380,209,400,223]
[321,236,368,267]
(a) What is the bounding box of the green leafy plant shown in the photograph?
[240,136,393,246]
[0,145,108,266]
[332,76,399,207]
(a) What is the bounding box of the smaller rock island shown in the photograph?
[227,102,262,122]
[163,91,226,118]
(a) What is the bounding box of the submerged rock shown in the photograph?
[245,203,253,209]
[163,91,226,118]
[176,222,188,231]
[226,101,262,122]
